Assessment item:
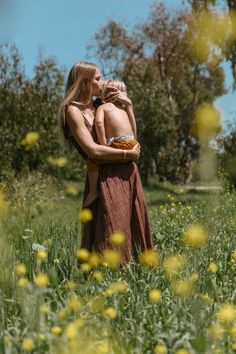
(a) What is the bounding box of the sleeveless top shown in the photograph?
[65,102,97,161]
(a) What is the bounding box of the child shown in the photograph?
[83,80,139,207]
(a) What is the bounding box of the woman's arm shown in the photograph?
[94,106,107,145]
[66,105,140,161]
[126,104,137,138]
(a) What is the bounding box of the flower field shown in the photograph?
[1,173,236,354]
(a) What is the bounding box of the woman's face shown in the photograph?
[91,69,102,96]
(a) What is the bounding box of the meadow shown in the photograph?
[1,172,236,354]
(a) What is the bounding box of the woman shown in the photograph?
[59,61,153,263]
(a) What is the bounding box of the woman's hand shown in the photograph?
[129,143,141,162]
[104,87,132,107]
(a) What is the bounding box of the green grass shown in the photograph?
[1,172,236,353]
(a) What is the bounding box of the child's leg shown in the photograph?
[84,160,100,207]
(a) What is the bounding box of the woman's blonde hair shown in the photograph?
[102,80,127,101]
[59,61,99,146]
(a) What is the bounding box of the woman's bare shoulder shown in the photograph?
[66,104,84,121]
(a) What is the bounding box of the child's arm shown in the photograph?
[126,104,137,138]
[95,106,107,145]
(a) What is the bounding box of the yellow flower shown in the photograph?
[53,258,60,264]
[37,333,45,341]
[67,295,82,313]
[149,289,162,304]
[229,326,236,338]
[102,249,121,268]
[110,231,126,246]
[191,103,221,141]
[190,272,199,282]
[47,156,68,167]
[21,132,40,150]
[66,280,76,289]
[15,263,26,276]
[22,338,35,351]
[58,309,67,320]
[17,277,29,288]
[64,319,84,339]
[175,349,189,354]
[163,254,185,277]
[103,289,114,297]
[78,208,93,223]
[172,279,194,299]
[89,296,105,313]
[37,250,47,261]
[40,305,50,314]
[51,326,62,335]
[216,303,236,322]
[65,184,79,196]
[92,271,104,282]
[182,224,208,248]
[208,324,224,340]
[201,294,213,304]
[76,248,90,261]
[96,342,110,354]
[232,342,236,350]
[103,307,118,319]
[79,263,91,272]
[154,344,167,354]
[88,251,101,268]
[35,273,49,288]
[138,249,159,268]
[107,281,128,294]
[232,250,236,261]
[208,261,218,273]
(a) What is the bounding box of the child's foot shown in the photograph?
[84,191,99,207]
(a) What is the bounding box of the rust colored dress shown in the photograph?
[70,113,153,263]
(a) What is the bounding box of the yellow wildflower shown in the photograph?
[110,231,126,246]
[154,344,167,354]
[78,208,93,223]
[175,349,189,354]
[149,289,162,304]
[21,132,40,150]
[163,254,185,277]
[76,248,90,261]
[51,326,62,335]
[40,305,50,314]
[92,271,104,282]
[191,103,221,141]
[182,224,208,248]
[229,326,236,338]
[89,296,105,313]
[103,307,118,319]
[17,277,29,288]
[47,156,68,167]
[102,249,121,268]
[190,272,199,282]
[107,281,128,294]
[138,249,159,268]
[58,309,67,320]
[201,294,213,304]
[88,251,101,268]
[37,250,47,261]
[64,322,78,339]
[37,333,45,341]
[208,261,218,273]
[172,279,194,299]
[66,280,76,289]
[65,184,79,196]
[79,263,91,272]
[208,324,224,340]
[103,289,114,297]
[15,263,26,276]
[96,342,110,354]
[35,273,49,288]
[53,258,60,264]
[67,295,82,313]
[216,303,236,322]
[232,343,236,350]
[22,338,35,351]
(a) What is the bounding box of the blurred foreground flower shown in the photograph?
[76,248,90,261]
[21,132,40,150]
[172,279,194,299]
[103,307,118,319]
[163,254,186,277]
[110,231,126,246]
[208,324,224,340]
[154,344,167,354]
[78,208,93,223]
[107,281,128,294]
[35,273,49,288]
[51,326,62,335]
[190,103,221,141]
[15,263,26,276]
[102,249,121,268]
[216,303,236,323]
[22,337,35,351]
[92,271,104,282]
[175,349,189,354]
[182,224,208,248]
[17,277,29,288]
[37,250,47,262]
[47,156,68,167]
[138,249,159,267]
[149,289,162,304]
[65,183,79,196]
[208,261,218,273]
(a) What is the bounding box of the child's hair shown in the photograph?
[102,80,127,101]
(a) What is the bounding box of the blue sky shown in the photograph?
[1,0,235,128]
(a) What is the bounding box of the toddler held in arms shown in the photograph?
[84,80,139,207]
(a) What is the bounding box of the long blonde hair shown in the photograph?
[59,61,99,146]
